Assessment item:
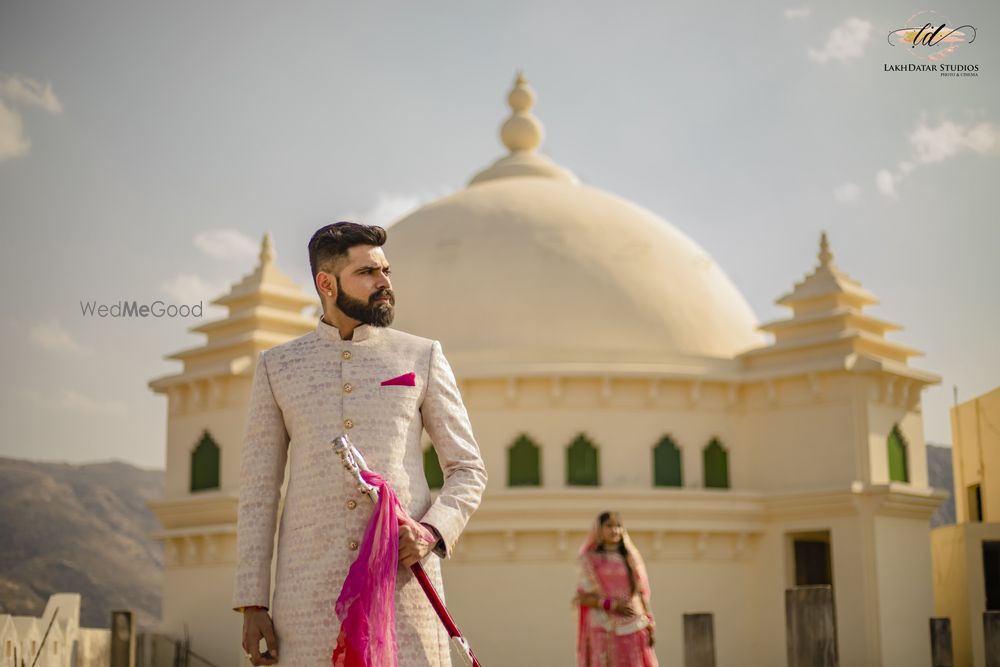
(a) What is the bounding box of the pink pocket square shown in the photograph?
[381,372,416,387]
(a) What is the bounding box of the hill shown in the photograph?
[0,457,164,629]
[927,443,956,527]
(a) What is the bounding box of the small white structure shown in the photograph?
[1,593,105,667]
[38,621,63,667]
[39,593,79,667]
[11,617,40,667]
[1,615,18,667]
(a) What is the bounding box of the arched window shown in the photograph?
[508,434,542,487]
[887,425,909,483]
[190,431,220,492]
[653,435,683,487]
[567,434,599,486]
[424,444,444,490]
[703,438,729,489]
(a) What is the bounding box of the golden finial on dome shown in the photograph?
[818,231,833,268]
[260,231,275,265]
[500,71,543,153]
[468,72,578,185]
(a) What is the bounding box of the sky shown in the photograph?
[0,0,997,469]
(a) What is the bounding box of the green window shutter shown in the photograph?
[653,435,683,487]
[888,425,909,483]
[190,431,220,492]
[703,438,729,489]
[424,444,444,490]
[508,434,542,486]
[567,434,599,486]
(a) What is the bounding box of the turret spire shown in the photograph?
[260,231,275,266]
[818,231,833,268]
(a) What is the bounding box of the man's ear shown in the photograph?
[315,271,336,297]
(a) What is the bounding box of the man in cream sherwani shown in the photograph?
[232,222,487,666]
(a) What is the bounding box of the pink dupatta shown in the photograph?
[332,470,401,667]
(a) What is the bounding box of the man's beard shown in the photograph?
[335,279,395,327]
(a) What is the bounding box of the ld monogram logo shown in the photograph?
[888,11,977,61]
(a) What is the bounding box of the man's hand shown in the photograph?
[397,511,436,568]
[242,608,278,665]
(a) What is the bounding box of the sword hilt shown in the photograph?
[331,434,379,503]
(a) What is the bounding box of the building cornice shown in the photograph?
[148,492,239,529]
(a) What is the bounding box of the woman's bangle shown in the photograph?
[601,598,612,611]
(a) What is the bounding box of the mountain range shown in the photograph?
[0,457,163,629]
[927,443,956,527]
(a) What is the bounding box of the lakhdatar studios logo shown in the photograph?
[885,10,979,76]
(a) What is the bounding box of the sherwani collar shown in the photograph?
[315,317,375,343]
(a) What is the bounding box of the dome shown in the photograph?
[384,75,762,372]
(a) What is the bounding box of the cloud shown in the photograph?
[20,389,126,415]
[0,73,62,162]
[161,273,229,305]
[0,73,63,114]
[0,100,30,161]
[29,319,92,355]
[165,230,260,314]
[784,7,811,20]
[351,189,454,230]
[875,118,1000,199]
[833,181,861,204]
[876,169,898,199]
[808,17,872,63]
[58,390,127,414]
[193,228,259,261]
[361,193,426,229]
[909,120,999,164]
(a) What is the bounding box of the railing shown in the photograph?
[136,631,220,667]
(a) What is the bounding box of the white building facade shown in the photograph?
[148,75,944,666]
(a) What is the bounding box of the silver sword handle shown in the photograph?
[332,434,379,503]
[350,444,371,472]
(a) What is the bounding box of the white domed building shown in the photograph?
[148,75,944,667]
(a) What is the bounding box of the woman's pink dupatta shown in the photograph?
[332,470,401,667]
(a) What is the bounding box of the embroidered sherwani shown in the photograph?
[232,319,487,666]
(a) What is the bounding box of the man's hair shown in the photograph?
[308,222,387,282]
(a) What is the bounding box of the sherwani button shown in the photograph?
[342,350,352,360]
[348,540,359,551]
[346,499,357,510]
[343,419,354,429]
[343,383,353,393]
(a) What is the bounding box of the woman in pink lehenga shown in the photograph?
[574,511,659,667]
